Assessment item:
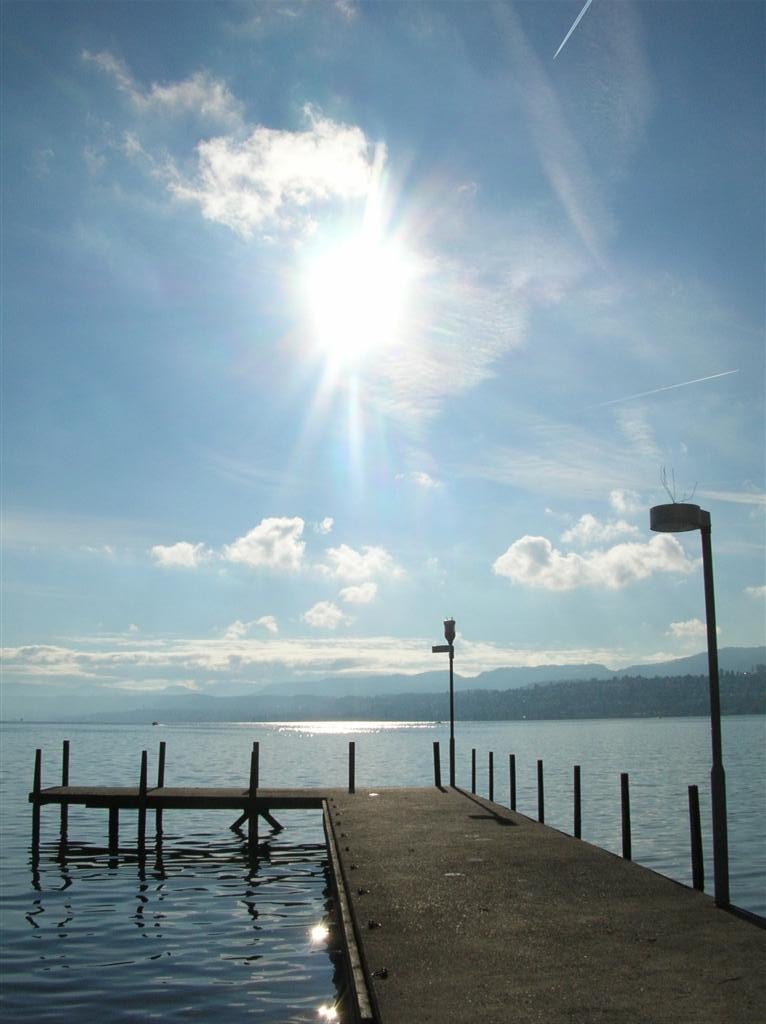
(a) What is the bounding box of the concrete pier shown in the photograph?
[326,787,765,1024]
[30,771,765,1023]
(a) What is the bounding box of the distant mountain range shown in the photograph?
[2,646,763,723]
[259,647,766,699]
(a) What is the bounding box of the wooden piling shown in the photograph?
[688,784,704,891]
[621,772,632,861]
[348,741,356,794]
[248,743,259,859]
[433,741,442,788]
[574,764,581,839]
[32,749,42,855]
[108,807,119,857]
[537,759,545,823]
[471,748,476,795]
[138,750,148,850]
[509,754,516,811]
[488,751,494,802]
[156,740,166,834]
[60,740,70,841]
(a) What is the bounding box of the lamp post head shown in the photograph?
[443,618,456,644]
[650,503,709,533]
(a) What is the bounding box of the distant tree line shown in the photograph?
[107,667,766,724]
[286,668,766,723]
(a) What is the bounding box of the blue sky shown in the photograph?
[2,0,764,707]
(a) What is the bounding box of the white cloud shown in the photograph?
[224,615,279,640]
[151,541,211,568]
[302,601,350,629]
[745,585,766,599]
[561,514,639,547]
[396,470,442,489]
[320,543,404,581]
[339,582,378,605]
[615,405,661,459]
[666,618,719,640]
[223,517,305,571]
[83,51,243,128]
[699,490,766,508]
[128,623,139,633]
[2,635,647,693]
[81,544,116,557]
[224,619,249,641]
[610,489,642,516]
[315,517,334,535]
[168,105,381,238]
[334,0,357,19]
[492,533,697,591]
[466,409,665,500]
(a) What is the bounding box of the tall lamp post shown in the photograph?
[650,502,730,907]
[432,618,456,787]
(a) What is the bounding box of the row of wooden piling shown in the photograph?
[31,737,705,892]
[30,738,360,861]
[433,741,706,892]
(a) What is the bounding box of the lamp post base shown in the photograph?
[711,763,730,907]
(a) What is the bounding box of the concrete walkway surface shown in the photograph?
[328,787,765,1024]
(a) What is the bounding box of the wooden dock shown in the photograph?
[29,744,766,1024]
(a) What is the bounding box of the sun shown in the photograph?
[304,228,413,368]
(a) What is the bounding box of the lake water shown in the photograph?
[1,717,764,1021]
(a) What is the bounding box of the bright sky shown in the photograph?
[2,1,764,706]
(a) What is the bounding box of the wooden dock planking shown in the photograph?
[30,785,337,810]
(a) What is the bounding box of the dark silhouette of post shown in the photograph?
[651,502,729,906]
[620,773,632,860]
[60,740,70,843]
[688,784,704,891]
[537,759,545,823]
[432,618,456,787]
[156,740,166,835]
[432,741,442,788]
[573,764,582,839]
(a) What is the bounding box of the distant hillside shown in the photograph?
[259,647,766,699]
[3,646,763,722]
[55,666,766,724]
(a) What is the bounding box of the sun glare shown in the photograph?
[305,230,413,368]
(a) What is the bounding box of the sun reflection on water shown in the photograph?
[309,922,330,945]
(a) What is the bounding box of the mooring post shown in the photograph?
[573,764,582,839]
[32,749,42,856]
[471,748,476,794]
[688,784,704,891]
[138,750,148,851]
[348,741,356,794]
[248,743,259,860]
[488,751,494,802]
[60,740,70,842]
[537,759,545,823]
[509,754,516,811]
[108,807,119,858]
[433,741,442,788]
[156,740,166,835]
[621,772,632,860]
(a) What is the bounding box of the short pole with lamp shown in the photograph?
[432,618,456,787]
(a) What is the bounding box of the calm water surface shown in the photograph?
[1,717,764,1021]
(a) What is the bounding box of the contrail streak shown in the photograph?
[554,0,596,60]
[593,370,740,409]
